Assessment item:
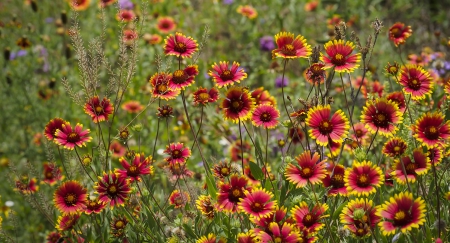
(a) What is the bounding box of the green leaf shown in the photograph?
[249,162,264,180]
[332,201,346,220]
[183,223,198,239]
[206,175,217,200]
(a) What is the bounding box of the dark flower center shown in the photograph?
[67,132,80,143]
[172,70,187,84]
[408,78,421,90]
[230,100,244,112]
[388,66,398,74]
[172,150,182,158]
[260,112,272,122]
[115,220,125,229]
[332,53,346,66]
[405,163,417,175]
[424,126,439,140]
[95,106,103,113]
[372,112,389,128]
[356,174,370,187]
[355,130,363,138]
[302,213,316,227]
[198,92,210,102]
[250,202,263,212]
[300,167,313,178]
[107,184,118,196]
[282,44,296,56]
[128,165,139,177]
[157,84,168,93]
[331,174,345,188]
[220,167,230,176]
[319,120,333,134]
[229,188,243,202]
[391,28,401,38]
[65,193,77,205]
[220,70,233,81]
[174,42,187,53]
[45,172,54,179]
[393,210,411,227]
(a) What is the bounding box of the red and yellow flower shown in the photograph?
[42,162,63,186]
[382,137,408,158]
[222,87,255,123]
[164,142,191,165]
[306,104,349,146]
[272,32,312,59]
[56,213,80,231]
[95,171,131,208]
[156,17,177,34]
[216,175,250,212]
[54,122,92,150]
[67,0,90,11]
[322,163,348,196]
[399,65,433,100]
[340,198,380,238]
[251,104,280,129]
[164,32,198,58]
[360,98,403,137]
[209,61,247,88]
[344,161,384,197]
[237,5,258,19]
[291,201,329,232]
[53,181,87,214]
[169,65,199,90]
[238,188,277,219]
[196,195,215,220]
[321,39,360,73]
[116,10,135,22]
[84,96,114,123]
[84,197,106,215]
[116,154,154,182]
[377,192,426,235]
[392,149,430,184]
[285,150,327,188]
[45,118,66,141]
[149,72,180,100]
[389,22,412,46]
[412,111,450,149]
[386,91,406,113]
[169,189,190,208]
[257,222,300,243]
[192,87,219,106]
[121,100,144,113]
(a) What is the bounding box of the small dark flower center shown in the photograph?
[107,185,117,195]
[45,172,54,179]
[391,28,401,38]
[405,163,417,175]
[356,174,370,187]
[393,210,411,227]
[220,70,233,81]
[260,112,272,122]
[319,120,333,134]
[230,188,243,202]
[174,42,187,53]
[220,167,230,176]
[408,78,421,90]
[172,70,187,84]
[198,92,210,102]
[172,150,181,158]
[424,126,439,140]
[372,112,389,128]
[282,44,296,56]
[157,84,168,93]
[302,213,316,227]
[65,193,77,205]
[355,130,363,138]
[67,132,80,143]
[231,100,243,111]
[115,220,125,229]
[95,106,103,113]
[332,53,346,66]
[300,167,312,178]
[331,174,345,188]
[251,202,263,212]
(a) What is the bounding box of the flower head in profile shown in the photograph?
[149,72,180,100]
[95,171,131,208]
[340,198,380,238]
[412,111,450,149]
[42,162,64,186]
[121,100,144,114]
[164,142,191,165]
[156,16,177,34]
[15,177,38,194]
[385,61,401,77]
[306,104,349,146]
[257,222,300,243]
[237,5,258,19]
[84,197,106,215]
[116,154,154,182]
[321,39,360,73]
[251,104,280,129]
[209,61,247,88]
[272,32,312,59]
[386,91,406,113]
[169,190,190,208]
[383,137,407,158]
[169,65,199,90]
[54,122,92,150]
[222,86,255,123]
[322,163,348,196]
[389,22,412,46]
[291,201,329,232]
[306,63,326,84]
[196,195,215,220]
[251,87,277,106]
[392,149,430,184]
[193,87,219,106]
[164,32,198,58]
[238,187,277,219]
[68,0,91,11]
[216,175,250,212]
[377,192,426,235]
[399,65,433,100]
[56,213,80,231]
[345,161,384,197]
[211,160,233,180]
[84,96,114,123]
[45,118,67,141]
[54,181,87,214]
[110,215,128,238]
[285,150,327,188]
[116,9,135,22]
[360,98,403,137]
